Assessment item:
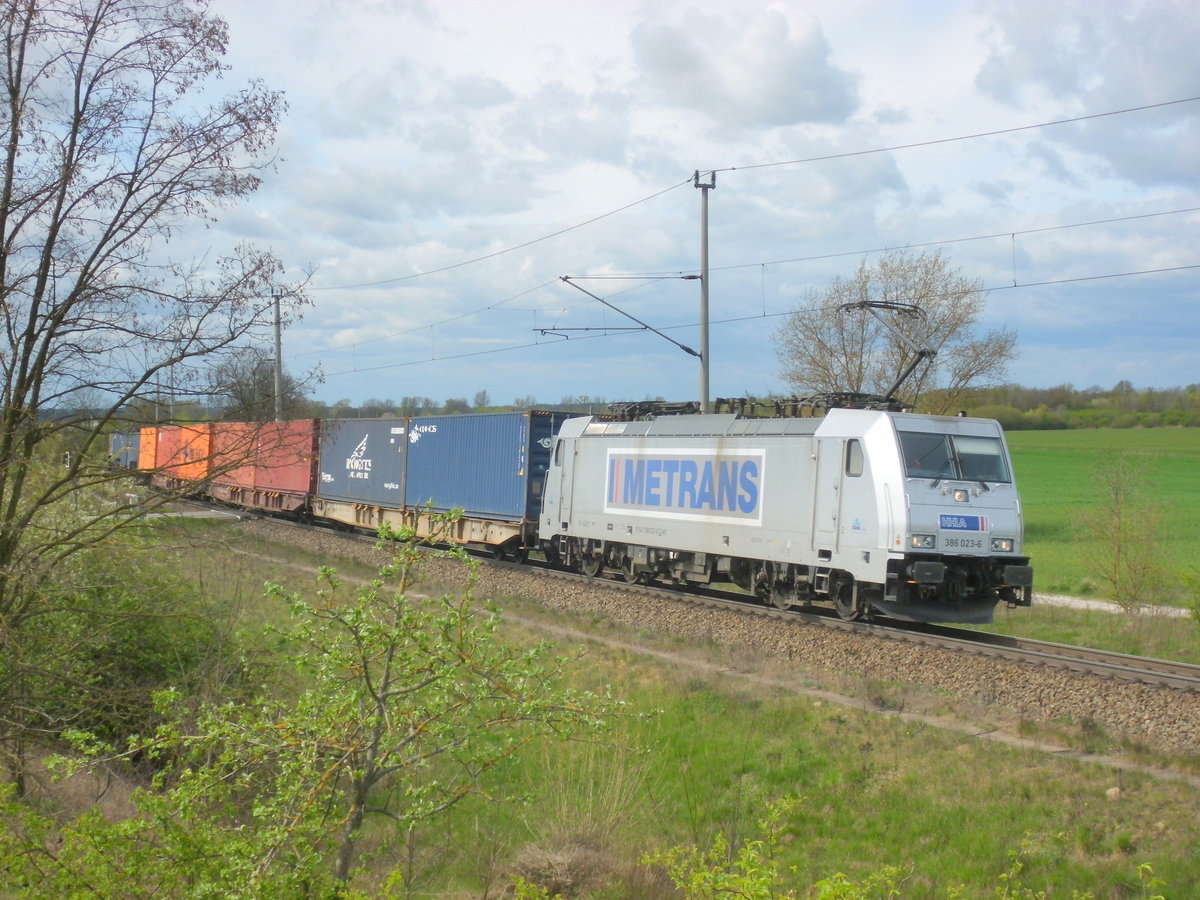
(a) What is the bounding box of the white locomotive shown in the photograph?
[539,408,1032,624]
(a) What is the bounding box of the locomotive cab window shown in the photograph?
[953,435,1011,483]
[553,439,563,467]
[845,439,863,477]
[899,431,1011,483]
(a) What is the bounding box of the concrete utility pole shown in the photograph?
[694,170,715,412]
[272,287,284,422]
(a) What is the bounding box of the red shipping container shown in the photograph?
[152,424,211,487]
[254,419,318,511]
[210,422,257,489]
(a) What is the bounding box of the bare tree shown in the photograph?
[0,0,302,788]
[773,250,1017,413]
[205,345,311,422]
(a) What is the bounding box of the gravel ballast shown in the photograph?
[235,518,1200,758]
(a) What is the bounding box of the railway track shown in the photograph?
[512,557,1200,694]
[879,622,1200,693]
[216,513,1200,753]
[214,507,1200,696]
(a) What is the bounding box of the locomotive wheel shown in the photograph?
[621,557,641,584]
[769,582,792,610]
[833,581,865,621]
[580,551,603,578]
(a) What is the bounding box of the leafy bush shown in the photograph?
[1,520,610,897]
[2,537,247,777]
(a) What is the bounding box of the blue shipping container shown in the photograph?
[317,418,408,505]
[108,431,140,469]
[404,410,579,521]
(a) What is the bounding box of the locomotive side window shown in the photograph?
[845,439,863,477]
[899,431,1011,483]
[553,439,563,466]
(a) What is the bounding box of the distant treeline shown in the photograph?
[259,383,1200,428]
[89,383,1200,429]
[956,381,1200,429]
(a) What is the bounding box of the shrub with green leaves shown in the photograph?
[0,519,610,897]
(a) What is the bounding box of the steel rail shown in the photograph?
[216,510,1200,695]
[515,560,1200,694]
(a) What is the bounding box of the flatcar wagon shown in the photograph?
[207,419,319,514]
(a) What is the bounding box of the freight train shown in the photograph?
[123,406,1032,624]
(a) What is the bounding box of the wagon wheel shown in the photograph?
[510,545,529,564]
[832,581,865,621]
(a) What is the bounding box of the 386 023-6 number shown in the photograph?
[943,536,984,550]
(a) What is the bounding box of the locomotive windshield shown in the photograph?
[898,431,1011,483]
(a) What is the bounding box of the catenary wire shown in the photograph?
[587,206,1200,278]
[700,96,1200,177]
[315,262,1200,378]
[302,203,1200,360]
[305,96,1200,293]
[311,178,693,291]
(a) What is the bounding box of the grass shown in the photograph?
[1006,427,1200,598]
[140,519,1200,898]
[422,637,1200,899]
[981,600,1200,664]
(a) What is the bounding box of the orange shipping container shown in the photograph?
[156,424,212,484]
[137,426,158,471]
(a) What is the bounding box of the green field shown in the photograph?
[1006,428,1200,598]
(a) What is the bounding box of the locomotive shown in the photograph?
[539,407,1032,624]
[127,404,1032,625]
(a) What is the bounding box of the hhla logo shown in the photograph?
[346,435,372,472]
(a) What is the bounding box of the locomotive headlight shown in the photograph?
[910,533,936,550]
[991,537,1014,553]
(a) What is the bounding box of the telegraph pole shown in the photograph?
[694,170,715,412]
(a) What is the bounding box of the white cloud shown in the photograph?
[629,7,858,129]
[195,0,1200,404]
[975,0,1200,189]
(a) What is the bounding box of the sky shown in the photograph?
[200,0,1200,408]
